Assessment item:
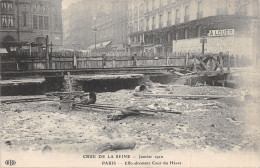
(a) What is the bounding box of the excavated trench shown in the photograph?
[0,75,145,96]
[0,73,233,96]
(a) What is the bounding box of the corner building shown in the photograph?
[0,0,63,50]
[127,0,260,60]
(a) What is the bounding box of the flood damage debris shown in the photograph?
[96,138,136,153]
[134,92,236,100]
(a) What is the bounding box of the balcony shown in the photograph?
[184,15,189,22]
[175,18,180,24]
[146,26,149,31]
[217,8,227,15]
[152,24,155,30]
[167,20,171,26]
[197,11,203,19]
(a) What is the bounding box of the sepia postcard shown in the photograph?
[0,0,260,167]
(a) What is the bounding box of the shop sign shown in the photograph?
[208,29,235,37]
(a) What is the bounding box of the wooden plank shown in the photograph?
[46,91,85,97]
[135,93,236,99]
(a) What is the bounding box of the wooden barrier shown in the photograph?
[0,51,252,71]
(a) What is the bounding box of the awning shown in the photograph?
[0,48,8,54]
[130,43,142,48]
[111,44,125,51]
[87,41,111,50]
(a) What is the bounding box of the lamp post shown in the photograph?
[93,27,97,54]
[72,43,79,69]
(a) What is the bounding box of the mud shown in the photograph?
[1,84,259,154]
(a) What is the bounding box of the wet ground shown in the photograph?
[1,68,260,164]
[1,83,259,155]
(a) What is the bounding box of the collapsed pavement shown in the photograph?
[1,70,259,154]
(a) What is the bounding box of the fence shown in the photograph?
[0,51,252,71]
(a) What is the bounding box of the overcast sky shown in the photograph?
[62,0,81,10]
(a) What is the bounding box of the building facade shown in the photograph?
[87,0,128,52]
[62,0,98,50]
[127,0,260,56]
[0,0,63,50]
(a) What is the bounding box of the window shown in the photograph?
[167,32,171,43]
[146,18,149,27]
[33,15,38,29]
[23,13,27,27]
[159,15,162,27]
[55,16,59,30]
[22,4,27,12]
[184,28,189,39]
[1,2,13,11]
[32,3,49,29]
[146,0,149,11]
[1,2,7,10]
[197,1,203,18]
[135,7,138,16]
[1,14,7,26]
[176,9,180,24]
[198,1,202,12]
[7,2,13,11]
[167,12,171,21]
[43,5,48,13]
[39,16,43,29]
[44,16,49,29]
[176,9,180,19]
[1,15,12,27]
[184,6,189,22]
[140,19,144,31]
[176,30,179,40]
[197,26,201,37]
[134,21,138,31]
[252,0,259,17]
[129,9,132,18]
[152,0,155,10]
[152,17,155,25]
[185,6,189,16]
[139,3,144,15]
[217,0,227,15]
[218,0,226,8]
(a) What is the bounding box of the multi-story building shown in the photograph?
[0,0,63,51]
[62,0,97,50]
[87,0,128,52]
[127,0,260,57]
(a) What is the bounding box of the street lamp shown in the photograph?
[93,27,97,54]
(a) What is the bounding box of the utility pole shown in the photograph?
[46,35,49,69]
[200,37,207,56]
[16,0,20,44]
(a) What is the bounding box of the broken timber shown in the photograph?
[75,103,181,121]
[0,97,50,104]
[134,93,236,100]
